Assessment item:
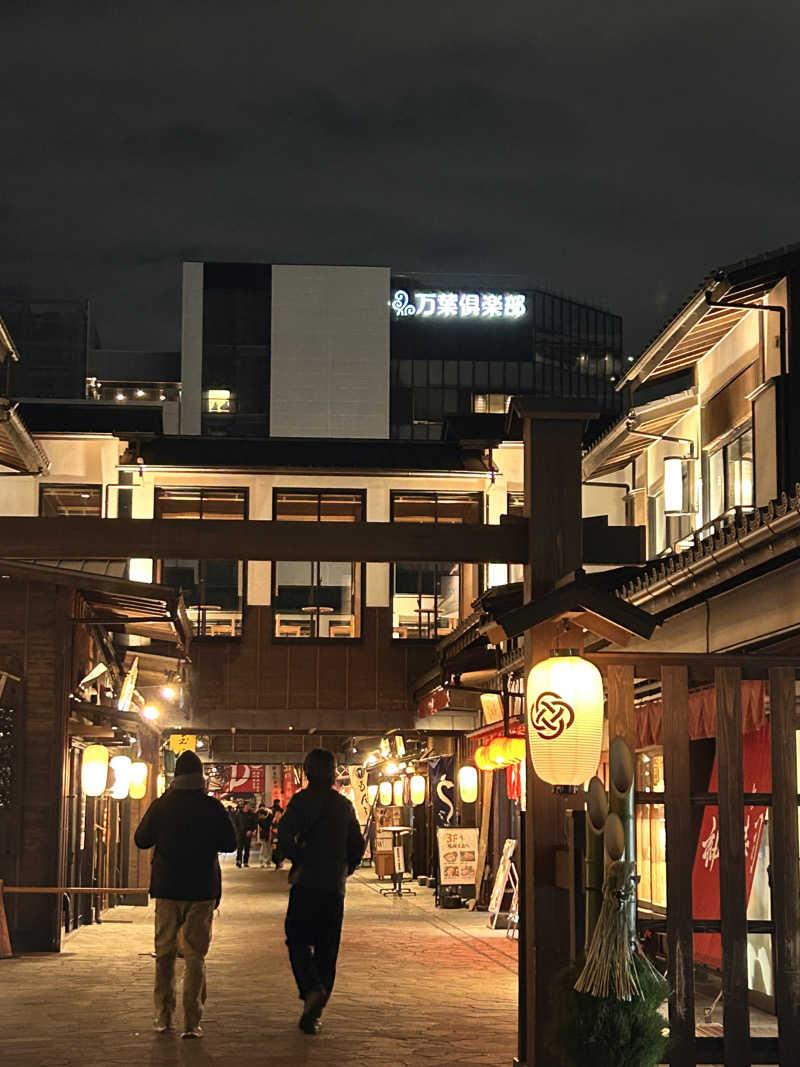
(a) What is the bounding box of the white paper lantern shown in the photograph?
[129,761,148,800]
[393,779,404,807]
[379,780,393,806]
[110,755,132,799]
[410,774,426,806]
[458,765,478,804]
[367,783,379,804]
[526,655,604,786]
[81,745,109,797]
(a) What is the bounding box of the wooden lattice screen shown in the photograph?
[589,653,800,1067]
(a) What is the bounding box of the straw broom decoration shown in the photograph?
[575,848,642,1000]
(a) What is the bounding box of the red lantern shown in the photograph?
[475,745,493,771]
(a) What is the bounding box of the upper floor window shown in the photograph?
[40,485,102,517]
[707,426,754,521]
[272,490,364,639]
[473,393,512,414]
[391,491,482,640]
[155,487,247,638]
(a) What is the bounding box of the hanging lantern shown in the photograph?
[410,774,426,806]
[129,761,148,800]
[109,755,132,799]
[367,783,379,804]
[501,737,527,765]
[156,772,166,796]
[379,780,393,806]
[526,653,604,786]
[474,745,494,771]
[488,736,509,767]
[81,745,109,797]
[393,779,404,807]
[458,765,478,804]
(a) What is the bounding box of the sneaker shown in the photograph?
[181,1026,204,1039]
[153,1014,172,1033]
[299,986,326,1034]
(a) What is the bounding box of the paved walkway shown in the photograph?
[0,865,518,1067]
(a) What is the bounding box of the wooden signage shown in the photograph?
[438,827,479,886]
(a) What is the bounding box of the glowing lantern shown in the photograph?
[81,745,109,797]
[458,766,478,804]
[474,745,493,771]
[129,761,148,800]
[367,783,379,804]
[488,736,509,767]
[157,772,166,796]
[393,779,404,807]
[501,737,527,765]
[410,774,426,806]
[379,780,393,806]
[110,755,132,799]
[526,654,604,786]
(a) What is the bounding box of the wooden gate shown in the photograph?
[589,652,800,1066]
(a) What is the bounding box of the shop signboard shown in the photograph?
[348,765,371,827]
[226,764,266,794]
[429,756,456,827]
[488,838,518,928]
[438,827,479,886]
[168,732,196,755]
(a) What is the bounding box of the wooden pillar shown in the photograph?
[520,403,595,1066]
[768,667,800,1061]
[607,664,636,753]
[661,665,695,1067]
[715,667,750,1066]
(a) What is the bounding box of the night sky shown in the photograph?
[3,2,800,355]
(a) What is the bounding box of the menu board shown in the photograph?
[437,827,480,886]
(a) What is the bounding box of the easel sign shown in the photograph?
[488,838,518,928]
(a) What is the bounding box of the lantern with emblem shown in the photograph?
[526,651,604,787]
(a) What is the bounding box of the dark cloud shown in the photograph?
[1,1,800,352]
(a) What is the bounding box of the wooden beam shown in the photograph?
[606,664,636,754]
[0,516,527,563]
[714,667,750,1066]
[768,667,800,1062]
[661,665,695,1067]
[587,650,800,680]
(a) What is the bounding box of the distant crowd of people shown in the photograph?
[224,799,284,869]
[134,749,365,1040]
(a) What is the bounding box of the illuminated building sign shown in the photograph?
[391,289,527,321]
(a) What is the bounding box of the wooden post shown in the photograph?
[661,665,695,1067]
[768,667,800,1061]
[519,402,596,1066]
[607,664,636,753]
[715,667,750,1065]
[0,881,12,958]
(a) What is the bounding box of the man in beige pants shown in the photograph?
[135,750,236,1038]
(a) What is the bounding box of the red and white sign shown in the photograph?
[692,723,771,969]
[225,764,266,794]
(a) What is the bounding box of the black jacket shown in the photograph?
[236,809,258,840]
[277,785,365,896]
[134,776,237,901]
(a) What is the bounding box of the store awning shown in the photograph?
[0,400,49,474]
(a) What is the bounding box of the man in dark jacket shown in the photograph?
[278,748,365,1035]
[134,750,236,1039]
[235,801,258,867]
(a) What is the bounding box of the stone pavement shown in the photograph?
[0,864,518,1067]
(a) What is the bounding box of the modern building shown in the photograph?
[0,297,97,400]
[180,262,624,439]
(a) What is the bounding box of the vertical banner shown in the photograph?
[226,764,266,793]
[270,765,282,804]
[692,723,771,968]
[429,755,456,828]
[348,765,371,826]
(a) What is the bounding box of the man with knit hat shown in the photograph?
[134,749,236,1039]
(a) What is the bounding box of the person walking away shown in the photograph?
[278,749,365,1035]
[270,802,284,869]
[236,801,257,867]
[258,800,281,867]
[134,750,236,1039]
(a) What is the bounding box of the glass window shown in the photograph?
[648,492,666,557]
[40,485,102,517]
[155,487,247,637]
[273,490,364,639]
[390,491,482,640]
[635,750,666,908]
[473,393,511,414]
[706,425,755,521]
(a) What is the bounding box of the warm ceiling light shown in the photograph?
[385,760,399,776]
[115,392,125,400]
[160,685,177,701]
[135,389,145,397]
[141,704,160,721]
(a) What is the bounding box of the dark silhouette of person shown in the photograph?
[235,801,257,867]
[278,748,364,1035]
[134,750,236,1039]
